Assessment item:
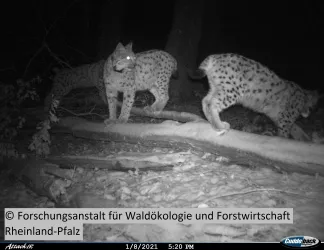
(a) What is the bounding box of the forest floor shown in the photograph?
[1,88,324,242]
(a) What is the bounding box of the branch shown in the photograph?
[23,44,46,77]
[22,0,79,77]
[57,106,107,119]
[0,66,16,72]
[44,43,72,69]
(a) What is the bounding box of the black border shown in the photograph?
[2,242,323,250]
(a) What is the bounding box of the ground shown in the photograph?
[1,88,323,242]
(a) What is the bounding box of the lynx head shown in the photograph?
[300,90,322,118]
[111,42,136,72]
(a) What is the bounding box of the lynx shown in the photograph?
[44,60,106,114]
[189,53,320,138]
[103,42,177,124]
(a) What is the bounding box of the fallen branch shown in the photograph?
[126,105,204,122]
[47,153,180,172]
[6,152,194,207]
[59,96,204,122]
[6,157,117,208]
[53,116,324,176]
[7,158,73,203]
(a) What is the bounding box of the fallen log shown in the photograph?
[6,151,186,208]
[7,158,74,203]
[5,157,119,208]
[47,153,178,172]
[54,116,324,176]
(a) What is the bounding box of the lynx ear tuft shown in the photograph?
[115,42,125,51]
[125,42,133,51]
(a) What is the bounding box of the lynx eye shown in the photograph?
[126,56,131,60]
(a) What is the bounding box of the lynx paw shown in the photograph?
[262,131,275,137]
[191,118,209,123]
[212,121,230,136]
[104,118,119,126]
[214,129,229,136]
[222,121,230,130]
[117,117,128,124]
[143,106,162,114]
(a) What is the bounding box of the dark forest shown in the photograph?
[3,1,323,95]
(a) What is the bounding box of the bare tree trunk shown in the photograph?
[96,0,126,60]
[165,0,204,102]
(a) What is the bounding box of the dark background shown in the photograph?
[2,0,323,98]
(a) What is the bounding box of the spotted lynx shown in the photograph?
[44,60,106,113]
[189,53,320,138]
[103,42,177,124]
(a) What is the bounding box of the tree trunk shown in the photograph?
[96,0,126,60]
[165,0,205,102]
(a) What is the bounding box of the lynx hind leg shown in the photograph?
[145,86,169,113]
[44,94,60,120]
[202,95,230,131]
[104,89,118,125]
[44,89,62,113]
[44,94,53,113]
[98,88,108,104]
[118,90,136,123]
[44,82,75,114]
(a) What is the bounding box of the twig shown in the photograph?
[23,44,46,77]
[44,43,72,69]
[0,66,16,72]
[46,0,79,36]
[58,106,107,119]
[66,44,93,61]
[201,188,311,205]
[23,0,79,77]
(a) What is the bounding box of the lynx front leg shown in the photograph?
[104,89,118,125]
[144,86,169,114]
[96,79,108,105]
[290,123,311,141]
[202,95,230,135]
[275,109,300,139]
[118,90,136,123]
[277,122,293,138]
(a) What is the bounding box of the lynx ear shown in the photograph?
[125,42,133,51]
[311,90,324,101]
[319,92,324,100]
[115,42,124,51]
[52,67,61,74]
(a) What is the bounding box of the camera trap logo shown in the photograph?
[280,236,321,248]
